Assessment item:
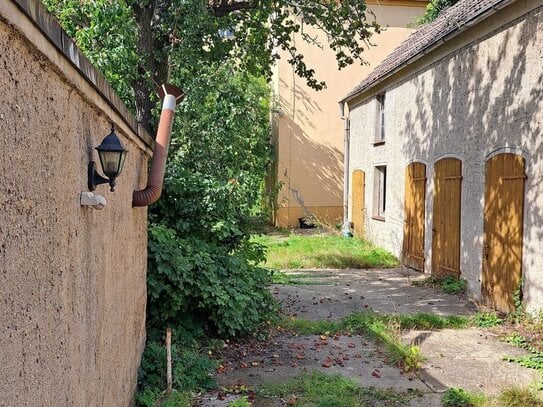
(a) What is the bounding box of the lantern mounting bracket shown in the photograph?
[88,161,116,192]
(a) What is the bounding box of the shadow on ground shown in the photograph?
[194,268,540,406]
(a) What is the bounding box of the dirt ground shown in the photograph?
[194,267,540,406]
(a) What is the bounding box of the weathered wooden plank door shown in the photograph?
[402,162,426,271]
[432,158,462,278]
[352,170,365,237]
[483,153,526,313]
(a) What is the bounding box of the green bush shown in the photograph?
[138,341,217,393]
[147,224,276,337]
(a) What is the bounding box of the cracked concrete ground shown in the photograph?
[195,268,540,406]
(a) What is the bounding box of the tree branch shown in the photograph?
[209,1,257,17]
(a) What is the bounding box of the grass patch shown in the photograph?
[411,276,467,295]
[252,234,399,270]
[271,271,333,285]
[259,370,417,406]
[442,386,543,407]
[494,387,543,407]
[281,312,469,372]
[442,388,486,406]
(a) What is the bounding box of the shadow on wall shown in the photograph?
[401,9,543,305]
[275,78,343,210]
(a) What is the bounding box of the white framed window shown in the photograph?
[375,94,385,143]
[373,165,387,220]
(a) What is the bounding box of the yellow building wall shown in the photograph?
[273,1,427,227]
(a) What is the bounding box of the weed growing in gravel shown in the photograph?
[442,387,486,406]
[494,387,543,407]
[259,370,417,406]
[411,276,467,294]
[227,396,251,407]
[472,312,504,328]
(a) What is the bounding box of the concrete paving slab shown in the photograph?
[194,267,540,406]
[403,328,541,396]
[274,267,477,321]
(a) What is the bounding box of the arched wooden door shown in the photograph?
[402,162,426,271]
[352,170,365,237]
[432,158,462,278]
[483,153,526,313]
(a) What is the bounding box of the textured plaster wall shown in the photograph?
[347,2,543,309]
[0,3,151,406]
[273,2,426,227]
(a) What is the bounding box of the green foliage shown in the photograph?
[253,235,399,270]
[227,397,251,407]
[472,312,504,328]
[42,0,138,107]
[412,276,467,294]
[147,224,276,338]
[495,387,543,407]
[259,371,413,406]
[138,341,217,393]
[440,276,468,294]
[442,388,486,407]
[416,0,460,25]
[135,389,191,407]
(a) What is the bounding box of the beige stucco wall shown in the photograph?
[0,1,152,405]
[347,0,543,310]
[273,2,427,227]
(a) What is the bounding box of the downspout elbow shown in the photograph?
[132,84,184,207]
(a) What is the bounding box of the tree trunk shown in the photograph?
[132,1,169,134]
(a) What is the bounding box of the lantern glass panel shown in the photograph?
[99,150,123,179]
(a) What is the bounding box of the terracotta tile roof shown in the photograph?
[342,0,513,103]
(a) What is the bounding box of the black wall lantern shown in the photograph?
[88,124,127,192]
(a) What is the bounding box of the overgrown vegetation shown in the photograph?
[472,312,504,328]
[253,234,399,270]
[411,276,467,295]
[442,388,486,407]
[259,371,418,406]
[442,386,543,407]
[416,0,460,25]
[281,312,469,372]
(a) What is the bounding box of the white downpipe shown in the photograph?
[340,102,352,237]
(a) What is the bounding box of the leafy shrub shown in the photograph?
[138,341,217,393]
[147,224,276,337]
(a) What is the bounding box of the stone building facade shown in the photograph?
[342,0,543,312]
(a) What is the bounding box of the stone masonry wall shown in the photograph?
[347,1,543,309]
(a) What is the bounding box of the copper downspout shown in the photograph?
[132,84,184,207]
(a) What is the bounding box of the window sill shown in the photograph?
[373,140,385,146]
[371,215,385,222]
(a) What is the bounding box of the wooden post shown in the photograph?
[166,328,172,395]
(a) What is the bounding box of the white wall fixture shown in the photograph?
[80,192,107,210]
